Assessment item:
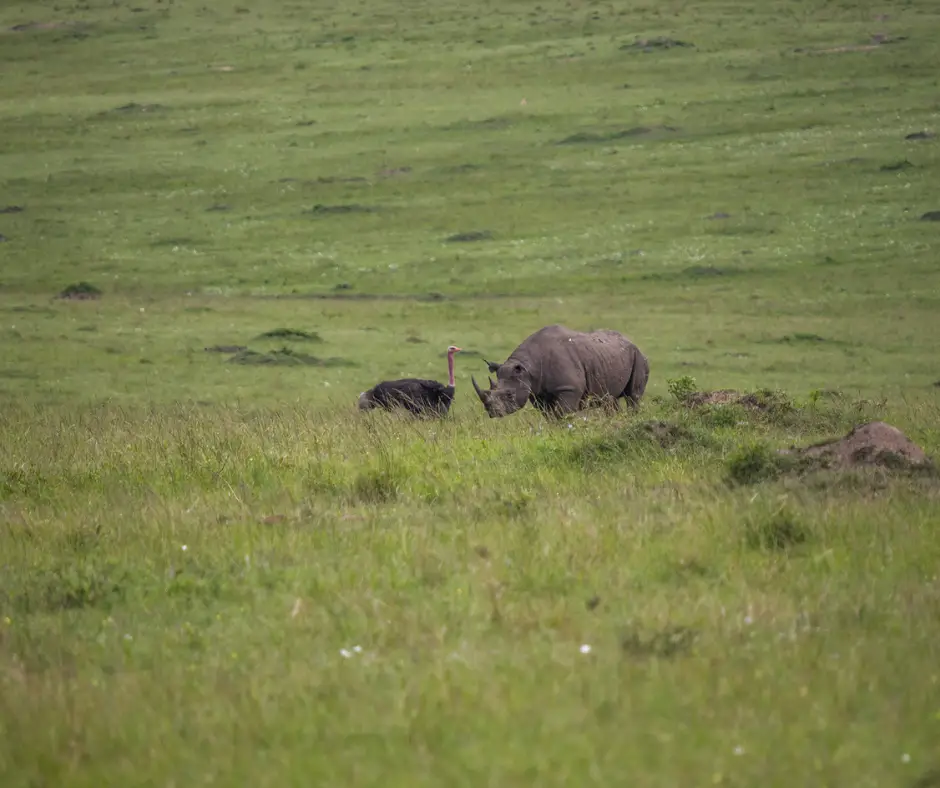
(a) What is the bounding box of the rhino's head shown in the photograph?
[472,359,531,418]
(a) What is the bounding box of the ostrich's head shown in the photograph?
[447,345,462,356]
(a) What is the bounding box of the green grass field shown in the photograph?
[2,0,940,785]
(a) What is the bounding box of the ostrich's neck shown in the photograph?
[447,353,456,387]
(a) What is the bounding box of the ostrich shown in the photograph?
[357,345,462,417]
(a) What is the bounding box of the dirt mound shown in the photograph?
[684,389,788,412]
[779,421,933,471]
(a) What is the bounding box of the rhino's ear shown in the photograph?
[484,359,502,374]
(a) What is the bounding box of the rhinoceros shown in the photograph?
[472,324,650,418]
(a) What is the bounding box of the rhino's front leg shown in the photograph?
[550,388,583,417]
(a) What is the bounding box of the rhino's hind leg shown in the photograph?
[623,352,650,408]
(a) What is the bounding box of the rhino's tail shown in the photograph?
[623,350,650,408]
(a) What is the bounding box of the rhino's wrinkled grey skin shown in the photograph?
[472,324,650,418]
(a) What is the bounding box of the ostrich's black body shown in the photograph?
[358,378,455,417]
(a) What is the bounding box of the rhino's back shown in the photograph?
[569,329,639,395]
[513,325,637,395]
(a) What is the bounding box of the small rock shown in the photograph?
[920,211,940,222]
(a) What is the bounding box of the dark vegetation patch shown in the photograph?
[4,304,55,314]
[8,20,81,32]
[906,131,935,140]
[57,281,102,300]
[445,230,493,243]
[445,163,482,173]
[7,559,129,614]
[406,336,426,344]
[227,347,356,367]
[378,166,412,177]
[349,466,401,503]
[104,102,166,115]
[794,34,907,55]
[621,625,697,660]
[557,125,678,145]
[684,265,730,278]
[567,420,717,469]
[726,443,793,486]
[206,204,230,212]
[815,156,868,168]
[620,37,694,52]
[743,508,808,551]
[0,205,23,214]
[445,116,512,132]
[920,211,940,222]
[640,265,752,282]
[706,212,731,220]
[305,203,378,216]
[910,767,940,788]
[204,345,246,353]
[255,292,459,303]
[151,237,199,247]
[255,328,322,342]
[767,332,845,345]
[0,234,8,242]
[880,159,915,172]
[309,175,368,184]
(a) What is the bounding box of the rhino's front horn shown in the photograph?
[471,375,489,403]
